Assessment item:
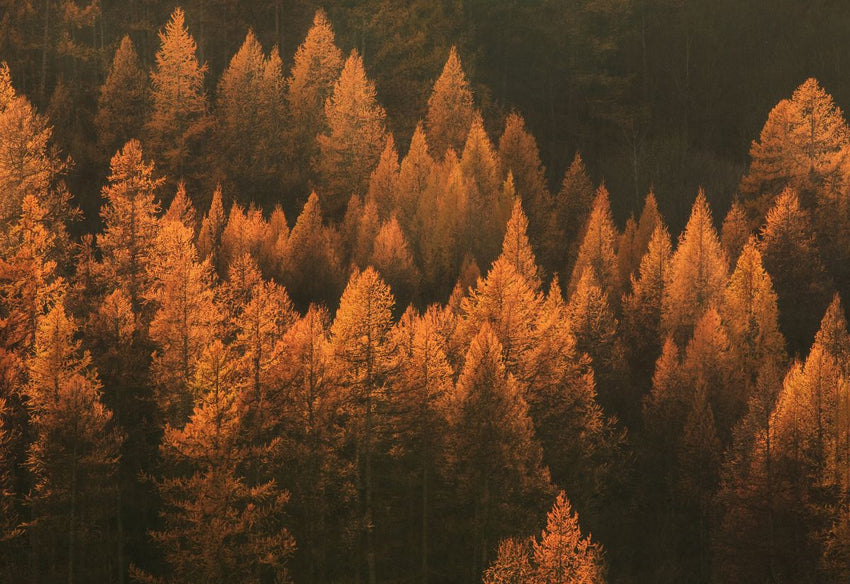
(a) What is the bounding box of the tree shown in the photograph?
[220,203,269,274]
[397,124,434,237]
[568,186,620,304]
[445,323,551,580]
[499,197,542,291]
[721,200,751,266]
[662,190,728,345]
[368,135,400,221]
[146,220,220,427]
[99,139,163,311]
[95,36,148,158]
[740,78,849,215]
[198,186,227,278]
[145,7,210,188]
[142,340,294,584]
[26,303,122,584]
[315,50,387,220]
[622,223,673,393]
[426,47,475,159]
[283,9,343,198]
[0,62,75,251]
[498,113,552,259]
[758,187,832,355]
[331,267,396,584]
[370,216,420,310]
[163,182,197,232]
[546,153,595,276]
[281,192,342,309]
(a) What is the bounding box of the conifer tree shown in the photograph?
[284,9,343,197]
[368,135,400,221]
[163,181,197,232]
[0,62,74,249]
[145,7,210,187]
[426,47,475,159]
[568,186,620,306]
[95,36,148,158]
[445,323,551,579]
[622,223,672,391]
[397,123,434,236]
[635,191,662,260]
[99,139,163,310]
[145,340,294,584]
[281,192,342,309]
[546,152,595,275]
[499,197,542,291]
[315,50,387,219]
[662,190,728,344]
[498,113,552,257]
[198,185,227,278]
[759,188,832,354]
[616,216,639,293]
[146,220,220,427]
[741,78,849,214]
[272,305,350,583]
[26,303,121,583]
[483,538,534,584]
[331,267,396,584]
[370,216,420,310]
[220,203,270,273]
[721,200,751,266]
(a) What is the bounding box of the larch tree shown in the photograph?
[425,47,475,159]
[568,186,620,307]
[635,191,662,261]
[662,190,728,345]
[387,306,454,584]
[461,116,511,267]
[499,197,542,292]
[445,323,551,580]
[758,187,832,355]
[315,50,388,220]
[397,123,434,239]
[146,219,220,427]
[272,305,350,584]
[145,7,210,188]
[482,538,534,584]
[163,182,197,232]
[144,340,295,584]
[198,185,227,278]
[367,135,400,221]
[498,113,552,259]
[95,35,148,158]
[281,192,342,309]
[546,152,595,276]
[370,216,420,311]
[220,203,270,273]
[720,200,751,267]
[98,139,163,311]
[330,267,396,584]
[616,216,639,294]
[284,9,343,197]
[740,78,849,215]
[26,303,122,584]
[0,62,74,252]
[622,223,673,393]
[721,239,786,395]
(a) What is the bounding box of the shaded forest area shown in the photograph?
[5,0,850,230]
[3,2,850,584]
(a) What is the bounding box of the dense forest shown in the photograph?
[2,2,850,584]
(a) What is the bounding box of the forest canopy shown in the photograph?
[2,3,850,584]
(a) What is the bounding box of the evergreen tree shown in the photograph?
[370,216,420,310]
[546,153,595,276]
[163,182,197,232]
[662,190,728,345]
[425,47,475,159]
[367,135,400,221]
[198,185,227,278]
[721,200,751,267]
[397,123,434,238]
[95,36,148,158]
[99,139,163,311]
[499,197,542,291]
[145,7,210,189]
[315,50,387,219]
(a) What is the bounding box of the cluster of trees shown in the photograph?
[3,6,850,584]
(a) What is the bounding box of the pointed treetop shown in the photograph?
[814,294,850,365]
[368,134,400,219]
[286,8,343,114]
[499,196,541,290]
[721,199,751,265]
[0,62,16,109]
[568,185,619,300]
[426,46,475,158]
